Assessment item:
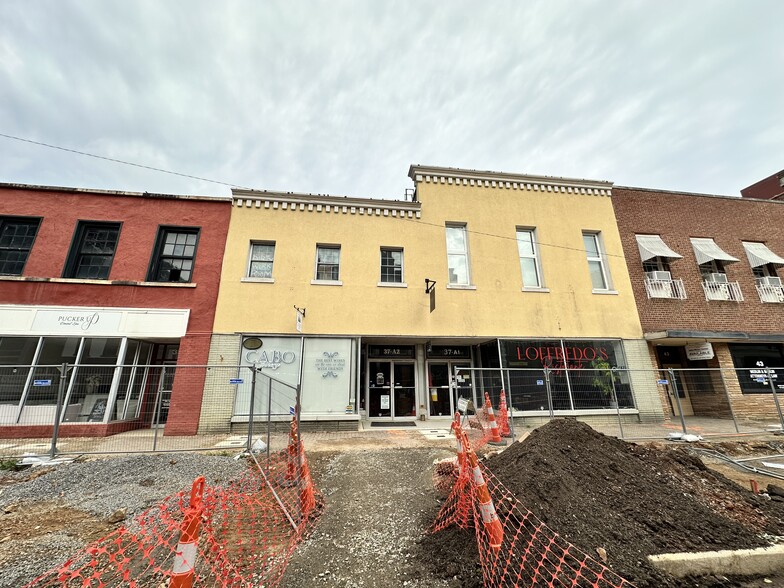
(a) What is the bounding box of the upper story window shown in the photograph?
[380,247,403,284]
[63,221,121,280]
[635,234,686,299]
[148,227,200,283]
[247,241,275,279]
[516,228,542,289]
[314,245,341,282]
[445,224,471,286]
[0,216,41,276]
[690,238,742,301]
[743,241,784,303]
[582,232,611,291]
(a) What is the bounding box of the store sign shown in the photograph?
[368,345,415,359]
[516,344,610,370]
[426,346,471,359]
[244,349,297,370]
[315,351,346,379]
[685,342,714,361]
[32,309,122,334]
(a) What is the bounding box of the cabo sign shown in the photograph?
[245,349,297,370]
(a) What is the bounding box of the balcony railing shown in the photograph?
[756,283,784,303]
[644,277,687,300]
[702,280,743,302]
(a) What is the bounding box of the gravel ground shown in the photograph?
[0,453,249,587]
[283,448,456,588]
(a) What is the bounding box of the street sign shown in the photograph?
[33,379,52,387]
[229,378,244,385]
[289,406,296,415]
[536,379,544,386]
[657,379,669,385]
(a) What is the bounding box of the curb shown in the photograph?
[648,544,784,578]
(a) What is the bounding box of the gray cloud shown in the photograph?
[0,0,782,199]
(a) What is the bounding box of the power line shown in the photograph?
[0,132,252,190]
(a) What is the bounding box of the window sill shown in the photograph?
[311,279,343,286]
[446,284,477,290]
[522,287,550,293]
[377,282,407,288]
[0,276,196,288]
[592,289,618,295]
[241,277,275,284]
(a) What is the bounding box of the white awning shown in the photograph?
[690,238,739,266]
[635,234,683,262]
[743,241,784,268]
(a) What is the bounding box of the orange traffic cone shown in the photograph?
[451,412,466,476]
[297,438,316,515]
[462,431,504,550]
[484,392,506,446]
[170,476,205,588]
[497,391,511,438]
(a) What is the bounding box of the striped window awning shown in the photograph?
[690,238,739,266]
[635,234,682,262]
[742,241,784,268]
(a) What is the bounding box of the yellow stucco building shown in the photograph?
[199,165,663,431]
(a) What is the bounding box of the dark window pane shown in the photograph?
[65,222,119,280]
[150,228,199,283]
[0,217,40,275]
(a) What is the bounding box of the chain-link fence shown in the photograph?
[0,364,299,459]
[456,366,784,441]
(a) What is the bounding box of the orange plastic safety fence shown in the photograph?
[24,446,322,588]
[431,438,635,588]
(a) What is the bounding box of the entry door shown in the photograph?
[663,364,694,417]
[427,362,471,417]
[368,361,416,419]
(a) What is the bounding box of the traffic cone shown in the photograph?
[484,392,506,446]
[451,412,466,476]
[170,476,205,588]
[462,431,504,550]
[451,412,472,528]
[297,438,316,515]
[497,391,511,438]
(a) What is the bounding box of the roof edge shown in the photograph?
[408,164,613,191]
[0,182,232,202]
[231,189,421,210]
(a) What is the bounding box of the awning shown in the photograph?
[635,234,683,262]
[742,241,784,268]
[690,238,739,266]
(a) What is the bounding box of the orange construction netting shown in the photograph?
[431,423,636,588]
[25,423,321,588]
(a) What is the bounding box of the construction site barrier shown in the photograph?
[431,413,636,588]
[24,418,321,588]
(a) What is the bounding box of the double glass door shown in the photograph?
[368,361,416,419]
[428,362,472,417]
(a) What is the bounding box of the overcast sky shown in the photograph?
[0,1,782,200]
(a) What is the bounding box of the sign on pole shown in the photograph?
[33,379,52,387]
[296,310,303,333]
[229,378,244,385]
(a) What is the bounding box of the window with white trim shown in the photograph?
[248,242,275,279]
[380,247,403,284]
[445,224,470,286]
[582,232,610,291]
[516,228,542,288]
[315,245,341,281]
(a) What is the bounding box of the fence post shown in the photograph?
[610,368,624,440]
[543,367,555,420]
[717,368,740,433]
[247,365,257,454]
[668,368,688,435]
[49,362,68,459]
[266,376,273,469]
[766,368,784,431]
[504,370,516,442]
[152,366,165,452]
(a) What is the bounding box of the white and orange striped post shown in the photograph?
[170,476,205,588]
[451,411,466,476]
[497,391,511,438]
[461,431,504,550]
[484,392,506,446]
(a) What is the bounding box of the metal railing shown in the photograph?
[702,280,743,301]
[756,283,784,303]
[644,277,687,299]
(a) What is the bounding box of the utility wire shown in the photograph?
[1,131,624,259]
[0,132,252,190]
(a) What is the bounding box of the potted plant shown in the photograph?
[589,358,620,408]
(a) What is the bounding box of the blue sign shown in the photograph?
[536,379,544,386]
[229,378,244,385]
[289,406,296,415]
[33,379,52,387]
[657,379,669,385]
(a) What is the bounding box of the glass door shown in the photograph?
[368,361,391,417]
[367,361,416,419]
[393,363,416,418]
[428,361,472,417]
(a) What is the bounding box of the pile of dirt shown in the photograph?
[418,419,784,588]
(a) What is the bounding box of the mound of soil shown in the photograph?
[418,419,784,588]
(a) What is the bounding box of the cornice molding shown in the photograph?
[231,190,422,219]
[408,165,613,196]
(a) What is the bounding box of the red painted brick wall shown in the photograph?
[611,187,784,335]
[740,171,784,200]
[0,186,232,435]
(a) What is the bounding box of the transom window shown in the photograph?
[148,227,199,283]
[64,221,121,280]
[516,228,542,288]
[583,232,610,291]
[248,242,275,278]
[445,224,470,286]
[0,216,40,275]
[315,245,341,281]
[380,248,403,283]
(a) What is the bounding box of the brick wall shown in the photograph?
[198,334,241,433]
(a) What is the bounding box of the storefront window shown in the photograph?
[0,337,39,407]
[499,339,634,410]
[26,337,81,406]
[63,338,122,422]
[728,344,784,394]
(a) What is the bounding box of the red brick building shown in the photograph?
[612,186,784,421]
[741,169,784,201]
[0,183,231,437]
